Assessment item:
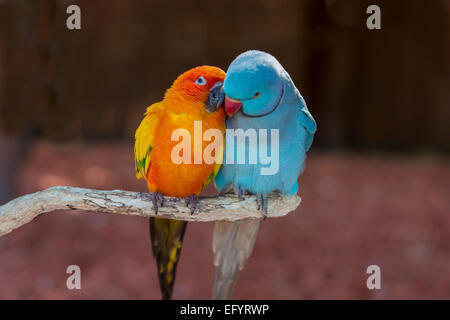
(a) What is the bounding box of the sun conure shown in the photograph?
[134,66,226,299]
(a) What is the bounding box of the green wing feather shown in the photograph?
[202,132,225,189]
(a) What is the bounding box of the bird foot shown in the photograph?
[256,194,268,220]
[152,192,164,214]
[235,185,245,200]
[185,194,198,214]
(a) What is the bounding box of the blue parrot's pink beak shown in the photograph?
[225,97,243,116]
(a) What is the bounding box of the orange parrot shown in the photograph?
[134,66,226,299]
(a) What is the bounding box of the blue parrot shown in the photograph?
[212,50,316,299]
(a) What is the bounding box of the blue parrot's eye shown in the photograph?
[195,76,207,86]
[253,92,261,98]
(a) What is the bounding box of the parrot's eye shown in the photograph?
[195,76,207,86]
[253,92,261,98]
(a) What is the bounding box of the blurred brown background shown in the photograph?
[0,0,449,299]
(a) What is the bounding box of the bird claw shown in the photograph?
[256,194,268,220]
[185,195,198,215]
[152,192,164,214]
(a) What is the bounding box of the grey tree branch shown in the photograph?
[0,186,301,237]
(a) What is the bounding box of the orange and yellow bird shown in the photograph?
[134,66,226,299]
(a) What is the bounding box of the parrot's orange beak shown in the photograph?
[225,97,243,116]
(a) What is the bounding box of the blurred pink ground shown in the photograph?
[0,141,449,299]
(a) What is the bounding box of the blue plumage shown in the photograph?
[212,50,316,299]
[215,50,316,199]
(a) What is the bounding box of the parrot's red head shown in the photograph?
[165,66,226,114]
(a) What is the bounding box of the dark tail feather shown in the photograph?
[212,220,260,300]
[149,217,188,300]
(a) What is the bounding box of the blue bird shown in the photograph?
[212,50,316,299]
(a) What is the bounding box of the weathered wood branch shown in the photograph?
[0,186,301,237]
